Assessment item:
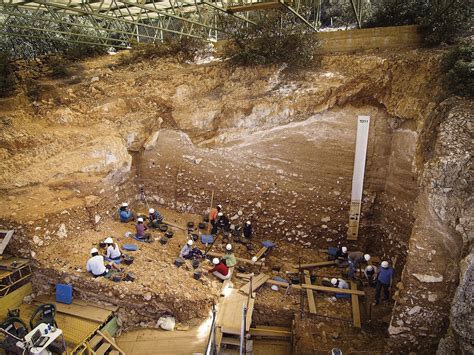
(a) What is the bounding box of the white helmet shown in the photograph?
[91,248,98,254]
[381,261,389,268]
[104,237,113,244]
[149,208,155,214]
[226,244,232,251]
[341,246,347,253]
[364,254,371,261]
[246,221,251,225]
[121,202,128,207]
[331,278,338,285]
[187,240,193,246]
[212,258,219,265]
[218,212,223,217]
[366,265,374,271]
[217,204,222,209]
[137,217,144,223]
[251,256,258,263]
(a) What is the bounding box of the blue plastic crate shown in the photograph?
[201,235,214,244]
[56,284,73,304]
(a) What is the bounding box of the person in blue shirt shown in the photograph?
[148,208,164,228]
[375,260,394,305]
[118,202,134,222]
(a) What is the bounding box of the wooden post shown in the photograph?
[207,190,214,234]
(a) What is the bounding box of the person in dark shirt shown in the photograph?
[148,208,163,228]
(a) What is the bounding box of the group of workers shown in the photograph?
[92,201,395,306]
[86,237,122,277]
[330,245,395,305]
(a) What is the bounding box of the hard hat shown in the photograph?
[187,240,193,246]
[104,237,113,244]
[149,208,155,213]
[246,221,251,225]
[226,244,232,251]
[121,202,128,207]
[91,248,98,254]
[331,278,338,285]
[271,285,279,291]
[217,204,222,209]
[212,258,219,265]
[367,265,374,271]
[381,261,389,268]
[251,256,258,263]
[218,212,223,217]
[137,217,144,223]
[341,246,347,253]
[364,254,371,261]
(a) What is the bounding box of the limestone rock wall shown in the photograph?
[387,98,473,354]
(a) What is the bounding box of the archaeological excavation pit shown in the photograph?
[0,21,472,355]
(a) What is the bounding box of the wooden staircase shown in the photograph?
[86,330,125,355]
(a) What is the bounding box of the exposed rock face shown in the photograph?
[387,98,473,354]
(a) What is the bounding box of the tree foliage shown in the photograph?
[419,0,472,46]
[118,36,207,65]
[221,10,320,68]
[0,52,16,97]
[441,42,473,98]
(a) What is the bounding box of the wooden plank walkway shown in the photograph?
[351,282,361,328]
[303,271,316,314]
[254,247,268,260]
[34,295,115,323]
[293,260,336,269]
[216,289,255,335]
[239,274,270,295]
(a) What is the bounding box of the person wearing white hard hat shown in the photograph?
[243,221,252,240]
[118,202,134,222]
[86,248,111,278]
[104,237,121,261]
[179,239,203,260]
[330,277,349,290]
[364,264,378,287]
[374,260,394,306]
[135,217,151,241]
[206,257,230,281]
[222,243,237,268]
[148,208,164,228]
[209,204,223,234]
[179,240,194,259]
[217,212,229,229]
[347,251,371,279]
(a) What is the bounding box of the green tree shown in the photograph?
[221,10,320,68]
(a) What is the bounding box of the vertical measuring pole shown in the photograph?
[347,115,370,240]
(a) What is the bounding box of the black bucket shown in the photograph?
[174,257,185,267]
[165,231,174,239]
[124,272,136,282]
[192,259,200,269]
[123,255,134,265]
[290,276,300,285]
[191,233,199,242]
[187,221,194,229]
[198,222,206,229]
[193,271,202,280]
[160,236,169,245]
[159,224,168,232]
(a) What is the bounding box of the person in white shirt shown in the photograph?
[331,277,349,290]
[104,237,121,261]
[86,248,111,278]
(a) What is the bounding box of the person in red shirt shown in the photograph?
[207,257,230,280]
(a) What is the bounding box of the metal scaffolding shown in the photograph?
[0,0,365,49]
